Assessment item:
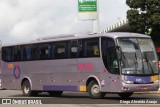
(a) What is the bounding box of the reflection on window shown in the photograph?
[54,42,66,59]
[71,40,78,58]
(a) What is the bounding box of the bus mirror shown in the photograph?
[116,46,122,61]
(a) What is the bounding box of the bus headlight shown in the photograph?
[123,80,134,84]
[152,80,159,83]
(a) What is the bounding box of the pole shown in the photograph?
[93,19,100,33]
[93,0,100,33]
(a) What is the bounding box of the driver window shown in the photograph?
[109,49,118,68]
[108,39,118,69]
[102,38,119,74]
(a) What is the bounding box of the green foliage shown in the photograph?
[126,0,160,41]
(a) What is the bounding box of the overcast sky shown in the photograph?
[0,0,129,43]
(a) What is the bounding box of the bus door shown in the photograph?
[102,38,121,92]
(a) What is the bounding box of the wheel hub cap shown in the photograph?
[92,85,99,94]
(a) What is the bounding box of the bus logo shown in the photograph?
[13,66,20,79]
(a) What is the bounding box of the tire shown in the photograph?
[87,81,106,99]
[118,92,133,99]
[22,80,37,96]
[48,91,63,97]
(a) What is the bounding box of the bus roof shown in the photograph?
[2,32,151,47]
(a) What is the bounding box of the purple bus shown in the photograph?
[1,32,159,98]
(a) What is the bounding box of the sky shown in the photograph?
[0,0,129,44]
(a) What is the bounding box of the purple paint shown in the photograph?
[126,76,150,84]
[43,85,77,91]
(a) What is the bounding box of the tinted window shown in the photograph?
[78,38,100,58]
[2,47,13,62]
[13,46,21,61]
[39,43,52,60]
[70,40,78,58]
[24,45,31,60]
[2,38,100,62]
[86,38,100,57]
[102,37,119,74]
[54,42,66,59]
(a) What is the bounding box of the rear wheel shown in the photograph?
[87,81,106,99]
[48,91,63,97]
[22,80,37,96]
[118,92,133,99]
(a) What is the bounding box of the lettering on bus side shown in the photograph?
[78,63,93,71]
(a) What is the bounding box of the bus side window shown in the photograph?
[78,40,84,58]
[25,46,31,60]
[77,38,100,58]
[31,44,39,60]
[85,38,100,57]
[21,46,28,61]
[39,43,51,60]
[70,40,78,58]
[54,42,66,59]
[14,46,21,61]
[2,47,13,62]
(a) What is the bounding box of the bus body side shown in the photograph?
[1,36,110,94]
[1,32,159,98]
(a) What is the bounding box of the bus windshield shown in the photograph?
[118,38,159,75]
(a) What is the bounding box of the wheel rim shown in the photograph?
[24,84,30,94]
[91,84,100,95]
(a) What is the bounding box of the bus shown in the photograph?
[1,32,159,99]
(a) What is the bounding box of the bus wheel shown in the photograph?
[118,92,133,99]
[22,80,36,96]
[48,91,63,97]
[87,81,106,99]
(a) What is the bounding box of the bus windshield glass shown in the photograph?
[118,38,159,75]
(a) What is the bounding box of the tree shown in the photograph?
[126,0,160,42]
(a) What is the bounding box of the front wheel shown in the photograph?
[22,80,37,96]
[87,81,106,99]
[118,92,133,99]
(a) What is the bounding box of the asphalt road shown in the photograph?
[0,90,160,105]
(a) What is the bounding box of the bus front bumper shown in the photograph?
[121,83,159,92]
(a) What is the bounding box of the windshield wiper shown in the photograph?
[134,51,146,75]
[134,52,138,75]
[144,53,154,74]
